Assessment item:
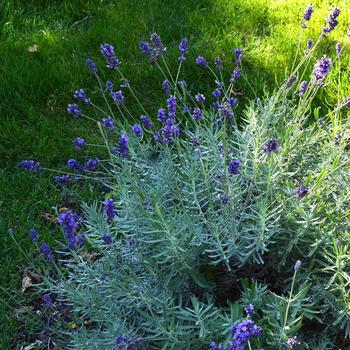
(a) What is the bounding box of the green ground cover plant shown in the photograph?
[1,1,350,348]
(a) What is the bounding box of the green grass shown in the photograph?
[0,0,349,348]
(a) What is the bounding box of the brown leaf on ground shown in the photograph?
[21,276,33,293]
[42,212,58,223]
[26,44,38,53]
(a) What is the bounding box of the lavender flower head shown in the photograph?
[106,80,114,91]
[118,132,129,159]
[212,89,221,98]
[313,55,332,85]
[286,75,296,89]
[230,67,241,83]
[303,4,314,26]
[67,103,81,117]
[86,58,97,73]
[336,43,342,58]
[209,342,223,350]
[104,198,116,221]
[110,90,125,105]
[306,39,313,51]
[220,194,230,204]
[234,48,243,65]
[150,32,166,55]
[100,43,121,69]
[132,124,143,137]
[192,107,204,121]
[295,184,308,198]
[323,7,341,35]
[29,228,39,243]
[178,37,188,61]
[214,56,223,70]
[73,89,91,104]
[161,118,180,144]
[287,336,298,349]
[167,95,177,117]
[67,159,83,172]
[140,115,153,129]
[263,139,280,153]
[228,159,240,175]
[55,174,71,185]
[196,56,208,67]
[58,210,80,237]
[218,102,234,119]
[157,108,167,123]
[84,158,100,171]
[195,93,206,103]
[73,137,85,150]
[41,243,54,262]
[102,116,115,132]
[298,81,308,97]
[43,293,53,307]
[162,80,171,95]
[244,304,255,316]
[18,160,40,171]
[102,234,112,245]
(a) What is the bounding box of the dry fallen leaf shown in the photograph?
[42,212,58,223]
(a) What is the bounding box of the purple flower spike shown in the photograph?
[244,304,255,315]
[140,115,153,129]
[287,336,298,349]
[230,67,241,83]
[84,158,100,171]
[102,234,112,245]
[298,81,308,96]
[195,93,206,103]
[162,80,171,95]
[323,7,341,35]
[303,4,314,27]
[73,137,85,150]
[29,228,39,243]
[118,132,129,159]
[178,37,188,61]
[18,160,40,171]
[228,159,240,175]
[102,116,115,132]
[104,198,116,221]
[192,107,204,121]
[263,139,280,153]
[67,103,81,117]
[43,293,53,307]
[100,43,121,69]
[86,58,97,73]
[234,48,243,65]
[41,243,54,262]
[295,184,308,198]
[214,56,223,70]
[313,55,332,85]
[196,56,208,67]
[132,124,143,137]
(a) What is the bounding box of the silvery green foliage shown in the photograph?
[45,98,350,349]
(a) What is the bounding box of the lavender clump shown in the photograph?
[67,103,81,117]
[73,89,91,104]
[18,160,40,171]
[313,55,332,85]
[263,139,280,153]
[73,137,85,150]
[132,124,143,137]
[228,159,240,175]
[295,184,308,198]
[102,116,115,132]
[86,58,97,73]
[140,115,153,129]
[100,43,121,69]
[118,132,129,159]
[323,7,341,35]
[162,80,171,95]
[298,81,308,96]
[41,243,54,262]
[29,228,39,243]
[178,37,188,61]
[196,56,208,67]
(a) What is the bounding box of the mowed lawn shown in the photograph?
[0,0,349,347]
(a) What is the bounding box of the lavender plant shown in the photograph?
[19,4,350,350]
